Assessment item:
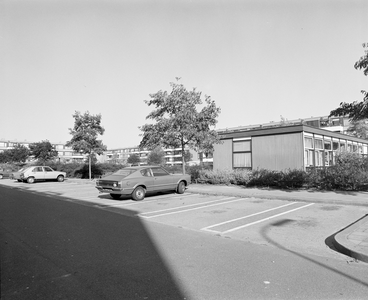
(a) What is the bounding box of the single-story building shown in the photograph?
[213,124,368,171]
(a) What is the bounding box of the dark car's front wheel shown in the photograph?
[132,186,145,201]
[177,181,186,194]
[110,194,121,200]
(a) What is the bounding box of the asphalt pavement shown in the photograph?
[187,183,368,263]
[65,178,368,263]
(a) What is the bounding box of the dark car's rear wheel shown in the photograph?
[177,181,186,194]
[132,186,145,201]
[110,194,121,200]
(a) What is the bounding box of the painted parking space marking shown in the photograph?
[95,193,197,208]
[201,202,297,232]
[203,203,314,234]
[138,197,243,219]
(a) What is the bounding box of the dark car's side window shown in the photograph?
[151,168,169,177]
[140,169,152,177]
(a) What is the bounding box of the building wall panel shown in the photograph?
[213,139,233,170]
[252,133,304,171]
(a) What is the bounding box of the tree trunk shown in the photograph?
[181,144,186,174]
[199,152,204,167]
[89,154,92,180]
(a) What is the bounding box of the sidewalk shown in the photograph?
[187,183,368,263]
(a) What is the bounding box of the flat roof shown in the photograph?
[218,124,368,144]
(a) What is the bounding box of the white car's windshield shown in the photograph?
[113,169,136,177]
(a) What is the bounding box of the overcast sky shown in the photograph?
[1,0,367,149]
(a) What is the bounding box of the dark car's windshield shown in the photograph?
[112,169,136,177]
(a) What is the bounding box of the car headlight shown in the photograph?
[113,182,118,187]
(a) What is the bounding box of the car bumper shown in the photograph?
[96,186,134,195]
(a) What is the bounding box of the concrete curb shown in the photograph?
[332,215,368,263]
[187,185,368,207]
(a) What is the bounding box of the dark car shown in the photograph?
[96,165,191,201]
[0,168,13,179]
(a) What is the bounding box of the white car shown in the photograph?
[17,166,66,184]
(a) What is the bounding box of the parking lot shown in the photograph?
[1,178,366,261]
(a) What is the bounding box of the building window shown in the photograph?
[315,151,323,167]
[304,137,313,149]
[304,149,314,167]
[233,140,251,168]
[233,141,251,152]
[332,140,339,151]
[314,139,323,149]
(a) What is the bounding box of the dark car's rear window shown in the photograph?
[112,169,136,177]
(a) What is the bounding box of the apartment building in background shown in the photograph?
[0,139,84,163]
[100,146,212,166]
[1,115,361,168]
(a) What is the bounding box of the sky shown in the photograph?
[1,0,367,149]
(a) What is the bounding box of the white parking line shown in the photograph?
[204,203,315,234]
[139,197,244,218]
[202,202,297,232]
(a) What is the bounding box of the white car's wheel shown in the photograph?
[27,177,35,184]
[0,174,3,179]
[57,175,64,182]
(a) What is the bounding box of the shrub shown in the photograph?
[73,164,104,179]
[279,169,307,189]
[187,164,212,182]
[248,169,283,187]
[306,152,368,191]
[231,169,252,185]
[199,169,234,185]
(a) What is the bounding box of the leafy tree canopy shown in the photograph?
[10,144,30,163]
[29,140,58,164]
[139,79,221,173]
[127,153,140,165]
[66,111,107,179]
[329,44,368,122]
[66,111,107,155]
[147,146,166,166]
[346,120,368,139]
[0,144,30,164]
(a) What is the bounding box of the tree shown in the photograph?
[29,140,58,164]
[127,153,140,165]
[346,120,368,139]
[147,146,166,166]
[0,150,11,163]
[139,79,221,174]
[329,44,368,121]
[66,111,107,180]
[9,144,30,164]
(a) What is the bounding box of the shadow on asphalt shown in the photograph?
[260,219,368,288]
[0,184,186,299]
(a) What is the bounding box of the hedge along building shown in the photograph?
[213,123,368,172]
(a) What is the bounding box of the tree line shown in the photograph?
[0,141,58,165]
